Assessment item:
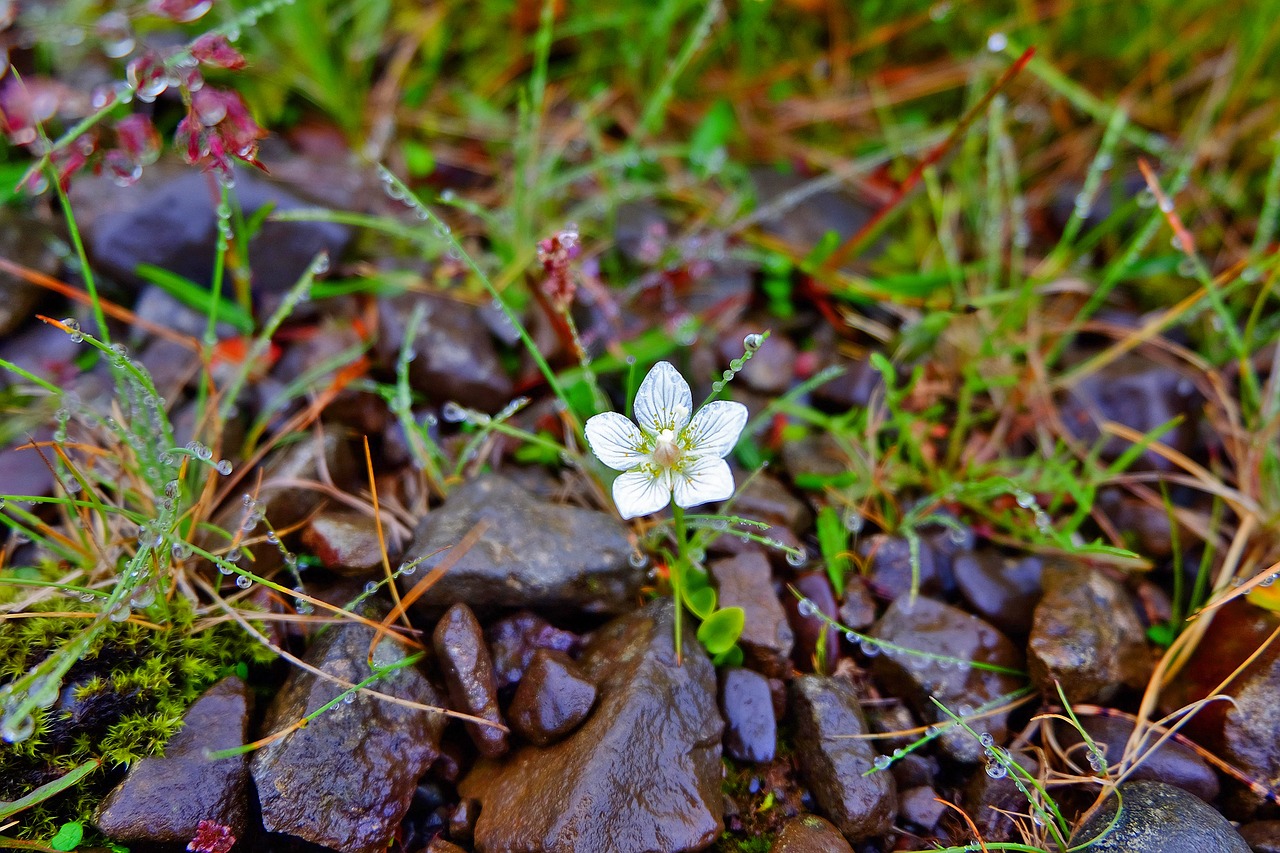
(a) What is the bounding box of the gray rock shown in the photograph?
[900,785,946,830]
[249,619,447,853]
[709,552,793,675]
[953,550,1045,635]
[95,678,250,844]
[1028,565,1151,704]
[84,165,351,297]
[433,603,508,758]
[486,611,582,690]
[719,667,776,764]
[376,293,514,414]
[459,599,724,853]
[1054,715,1218,802]
[1069,781,1249,852]
[869,596,1025,763]
[858,534,943,600]
[789,675,897,842]
[397,474,639,615]
[302,511,385,574]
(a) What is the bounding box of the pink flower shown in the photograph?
[191,34,246,70]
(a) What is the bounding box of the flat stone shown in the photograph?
[82,164,351,298]
[770,814,854,852]
[433,603,508,758]
[398,474,639,615]
[508,649,596,747]
[869,596,1025,763]
[95,678,250,844]
[953,550,1044,635]
[789,675,897,842]
[1069,781,1249,852]
[250,619,446,853]
[459,599,724,853]
[733,472,812,534]
[709,551,793,675]
[0,210,57,338]
[1028,565,1151,704]
[719,667,776,764]
[377,293,514,413]
[900,786,947,830]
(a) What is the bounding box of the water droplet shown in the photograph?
[844,511,864,533]
[985,762,1008,779]
[743,333,764,352]
[987,32,1008,52]
[442,401,467,423]
[873,754,891,770]
[172,542,192,559]
[226,548,242,563]
[1158,197,1175,213]
[1015,491,1035,508]
[844,630,857,643]
[628,550,649,569]
[797,598,815,617]
[312,252,331,274]
[398,560,417,576]
[108,604,131,622]
[785,547,807,567]
[861,638,881,657]
[979,732,995,747]
[363,580,378,595]
[216,459,233,475]
[234,574,252,589]
[1,713,35,743]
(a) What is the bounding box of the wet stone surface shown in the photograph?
[963,752,1039,843]
[1054,714,1218,802]
[953,549,1045,636]
[1028,564,1151,703]
[433,603,508,758]
[1241,820,1280,853]
[249,618,446,853]
[459,599,724,853]
[709,551,794,675]
[507,648,597,747]
[869,596,1025,764]
[486,610,582,691]
[858,533,944,600]
[1069,781,1251,852]
[302,511,386,574]
[770,813,855,852]
[788,674,898,842]
[718,666,776,764]
[787,571,841,671]
[398,474,639,615]
[94,677,251,844]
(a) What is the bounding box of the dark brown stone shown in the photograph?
[434,603,508,758]
[302,511,385,574]
[508,649,597,746]
[770,813,854,852]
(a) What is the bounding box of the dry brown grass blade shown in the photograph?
[362,435,408,639]
[937,793,990,853]
[367,518,491,663]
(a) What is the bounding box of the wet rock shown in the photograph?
[963,752,1038,842]
[83,164,351,297]
[1069,780,1250,852]
[377,293,514,414]
[487,611,581,691]
[900,786,946,830]
[953,550,1045,635]
[427,840,469,853]
[131,284,237,341]
[1059,354,1198,471]
[812,357,883,412]
[434,603,508,758]
[837,575,877,631]
[787,571,841,671]
[459,599,723,853]
[1160,599,1280,805]
[1097,488,1177,558]
[1028,564,1151,704]
[770,813,854,852]
[0,321,81,393]
[250,618,447,853]
[858,534,943,600]
[1054,715,1218,802]
[719,667,776,764]
[709,552,794,675]
[448,796,480,844]
[0,211,58,337]
[1241,821,1280,853]
[135,338,200,397]
[95,678,250,844]
[302,511,385,574]
[733,472,812,534]
[869,596,1025,763]
[508,649,596,747]
[398,474,638,615]
[789,675,897,842]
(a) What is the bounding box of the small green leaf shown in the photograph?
[50,821,84,851]
[815,506,850,597]
[403,140,435,178]
[712,644,744,667]
[684,586,717,619]
[697,606,745,655]
[689,99,736,176]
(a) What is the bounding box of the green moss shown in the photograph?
[0,595,275,840]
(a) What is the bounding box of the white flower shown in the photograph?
[585,361,748,519]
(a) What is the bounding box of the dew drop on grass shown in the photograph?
[844,630,857,643]
[234,574,252,589]
[226,548,242,563]
[844,511,864,533]
[979,732,995,747]
[1,713,35,743]
[628,550,648,569]
[108,604,131,623]
[363,581,378,595]
[987,32,1008,52]
[398,560,416,576]
[873,754,891,770]
[785,547,807,567]
[985,762,1008,779]
[796,598,814,617]
[216,459,233,475]
[743,333,764,352]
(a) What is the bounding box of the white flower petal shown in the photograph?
[633,361,693,435]
[672,456,735,509]
[612,468,672,519]
[684,400,748,459]
[585,411,647,471]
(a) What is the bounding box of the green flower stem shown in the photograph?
[671,500,687,663]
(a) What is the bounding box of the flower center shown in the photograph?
[651,428,682,468]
